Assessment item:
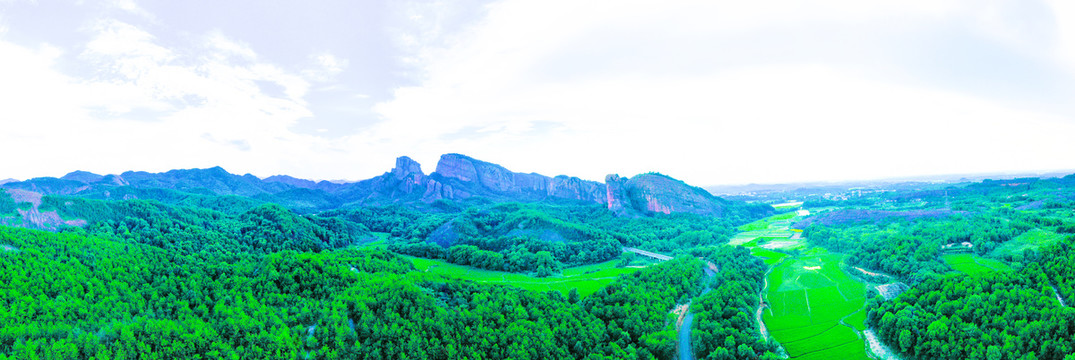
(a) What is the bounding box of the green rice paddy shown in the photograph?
[843,308,868,331]
[772,202,805,210]
[737,212,798,231]
[751,247,789,266]
[730,213,802,246]
[943,254,1012,275]
[408,257,640,297]
[752,229,871,360]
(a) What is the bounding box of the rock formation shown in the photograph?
[2,153,759,218]
[605,174,633,215]
[430,153,606,203]
[605,173,732,216]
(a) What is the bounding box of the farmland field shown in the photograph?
[751,247,789,265]
[990,228,1065,257]
[408,257,639,297]
[763,252,869,359]
[772,201,805,210]
[730,212,801,245]
[781,325,861,357]
[943,254,1012,275]
[794,340,871,360]
[843,308,868,331]
[738,212,798,231]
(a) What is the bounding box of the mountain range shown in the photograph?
[1,153,769,224]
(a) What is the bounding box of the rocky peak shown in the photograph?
[392,156,424,178]
[435,153,519,192]
[605,174,632,214]
[435,154,481,182]
[628,173,723,215]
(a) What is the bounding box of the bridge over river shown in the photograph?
[622,247,673,261]
[621,247,722,360]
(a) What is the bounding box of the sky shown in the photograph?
[2,0,1075,186]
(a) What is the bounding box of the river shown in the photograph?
[678,267,716,360]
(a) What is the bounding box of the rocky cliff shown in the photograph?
[605,174,634,215]
[606,173,727,216]
[1,153,764,218]
[429,154,606,204]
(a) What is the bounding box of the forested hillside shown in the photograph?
[789,174,1075,360]
[5,162,1075,360]
[870,244,1075,359]
[0,225,733,359]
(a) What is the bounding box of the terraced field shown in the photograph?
[762,253,870,360]
[730,213,801,246]
[735,212,804,243]
[408,257,640,297]
[943,254,1012,275]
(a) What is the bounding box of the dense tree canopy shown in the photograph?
[870,252,1075,360]
[0,224,735,359]
[689,246,781,360]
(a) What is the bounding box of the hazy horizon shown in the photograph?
[3,0,1074,186]
[3,157,1072,189]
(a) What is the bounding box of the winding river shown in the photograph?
[677,267,716,360]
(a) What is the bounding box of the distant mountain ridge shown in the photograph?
[1,153,768,218]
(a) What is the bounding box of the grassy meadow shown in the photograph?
[990,228,1065,257]
[408,257,640,297]
[943,254,1012,275]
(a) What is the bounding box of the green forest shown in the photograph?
[3,172,1075,359]
[0,187,767,360]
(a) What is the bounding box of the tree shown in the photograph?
[986,345,1002,360]
[536,251,560,275]
[899,329,915,353]
[737,343,757,359]
[723,336,736,351]
[709,347,733,360]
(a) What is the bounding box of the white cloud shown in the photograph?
[3,1,1073,185]
[109,0,154,19]
[205,31,258,61]
[1045,0,1075,74]
[0,20,358,180]
[371,0,1075,184]
[302,53,348,82]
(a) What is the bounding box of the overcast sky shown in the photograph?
[2,0,1074,185]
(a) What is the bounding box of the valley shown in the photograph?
[1,156,1075,359]
[7,2,1074,359]
[726,213,871,360]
